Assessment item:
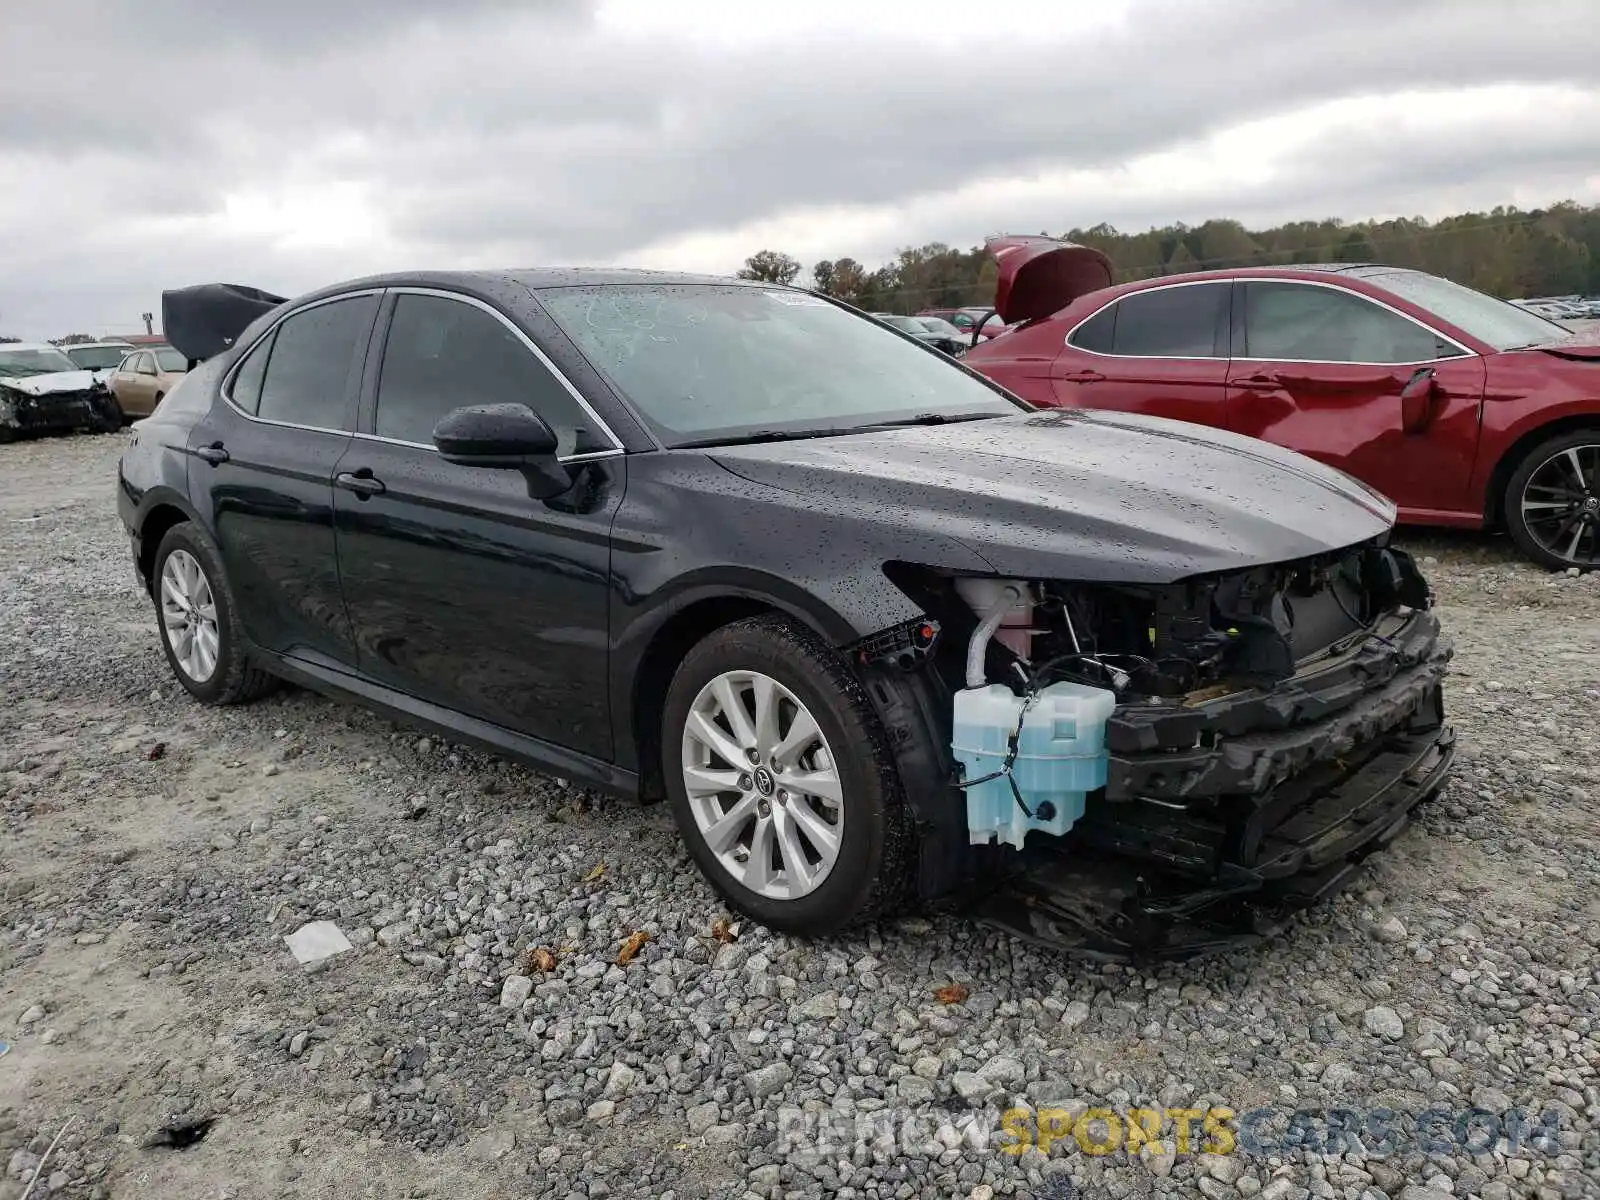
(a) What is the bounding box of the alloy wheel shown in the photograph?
[159,548,221,683]
[1519,442,1600,567]
[680,669,844,901]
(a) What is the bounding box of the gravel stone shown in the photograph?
[1362,1005,1404,1040]
[7,437,1600,1200]
[499,974,533,1009]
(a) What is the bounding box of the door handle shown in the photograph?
[335,469,386,498]
[194,443,229,465]
[1061,369,1104,384]
[1229,375,1281,391]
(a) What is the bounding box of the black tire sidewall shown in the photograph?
[152,523,243,704]
[662,619,892,935]
[1504,429,1600,571]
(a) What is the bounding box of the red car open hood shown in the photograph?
[986,235,1114,325]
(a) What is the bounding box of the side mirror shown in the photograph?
[1399,367,1438,434]
[433,403,572,497]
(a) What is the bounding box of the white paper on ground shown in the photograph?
[284,919,353,966]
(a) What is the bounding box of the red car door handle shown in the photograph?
[1061,369,1104,384]
[1229,375,1280,391]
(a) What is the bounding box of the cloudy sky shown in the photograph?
[3,0,1598,338]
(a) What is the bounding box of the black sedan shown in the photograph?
[118,270,1455,957]
[871,312,967,355]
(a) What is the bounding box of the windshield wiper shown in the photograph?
[861,411,1006,430]
[674,427,863,449]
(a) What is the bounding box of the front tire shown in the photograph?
[1504,428,1600,571]
[151,523,277,704]
[661,616,912,936]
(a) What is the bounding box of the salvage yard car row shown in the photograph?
[0,339,188,441]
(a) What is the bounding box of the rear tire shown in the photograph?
[1503,428,1600,571]
[151,522,278,705]
[661,615,913,936]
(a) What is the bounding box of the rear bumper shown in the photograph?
[972,612,1457,959]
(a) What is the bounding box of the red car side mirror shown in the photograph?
[1399,368,1438,434]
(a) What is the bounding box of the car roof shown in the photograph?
[1,341,72,354]
[70,341,137,350]
[1122,262,1422,288]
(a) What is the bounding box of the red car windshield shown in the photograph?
[1367,270,1571,351]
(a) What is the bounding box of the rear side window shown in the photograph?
[1243,282,1444,363]
[1067,304,1116,353]
[373,293,599,456]
[229,332,274,415]
[1100,284,1229,357]
[255,295,375,429]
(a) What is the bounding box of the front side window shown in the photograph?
[255,295,375,429]
[539,284,1019,447]
[373,293,599,455]
[131,353,153,374]
[1244,282,1444,364]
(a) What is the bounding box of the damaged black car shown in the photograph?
[117,272,1454,958]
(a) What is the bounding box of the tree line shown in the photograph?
[736,200,1600,314]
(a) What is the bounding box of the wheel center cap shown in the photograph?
[1584,496,1599,511]
[752,766,775,796]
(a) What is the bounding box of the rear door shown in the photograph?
[1227,280,1485,518]
[1054,281,1233,427]
[186,291,378,666]
[117,353,157,415]
[332,288,624,759]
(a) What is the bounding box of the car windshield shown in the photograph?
[540,284,1019,446]
[915,317,964,337]
[65,345,131,369]
[0,347,78,377]
[1367,270,1572,351]
[154,348,188,372]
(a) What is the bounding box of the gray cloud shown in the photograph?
[2,0,1597,335]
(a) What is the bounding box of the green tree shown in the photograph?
[736,250,801,285]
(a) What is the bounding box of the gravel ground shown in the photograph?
[2,432,1598,1200]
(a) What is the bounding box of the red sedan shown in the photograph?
[962,236,1600,570]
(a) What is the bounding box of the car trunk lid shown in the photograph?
[986,235,1114,325]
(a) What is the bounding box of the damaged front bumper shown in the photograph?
[971,610,1455,959]
[0,385,115,437]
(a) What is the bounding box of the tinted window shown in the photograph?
[1245,282,1442,363]
[1068,304,1116,353]
[374,293,598,455]
[1106,284,1227,357]
[256,295,374,429]
[230,332,273,415]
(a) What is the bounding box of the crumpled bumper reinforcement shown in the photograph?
[970,616,1456,960]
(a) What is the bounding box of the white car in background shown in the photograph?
[62,340,138,384]
[0,342,121,441]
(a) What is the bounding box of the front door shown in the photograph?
[1226,280,1486,519]
[332,289,623,759]
[1053,281,1234,428]
[186,292,378,666]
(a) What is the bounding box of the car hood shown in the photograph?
[986,235,1114,325]
[0,368,98,395]
[1518,332,1600,361]
[709,409,1397,582]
